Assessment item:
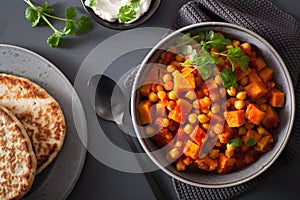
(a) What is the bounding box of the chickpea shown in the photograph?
[175,54,185,62]
[202,123,210,130]
[188,113,198,124]
[257,126,267,135]
[199,96,211,109]
[260,103,268,111]
[184,124,193,134]
[167,101,176,111]
[160,52,166,59]
[208,149,219,159]
[183,157,193,166]
[211,104,220,114]
[161,118,170,127]
[149,92,158,102]
[210,92,219,102]
[198,114,209,124]
[193,99,200,109]
[163,74,172,83]
[227,87,236,96]
[240,43,252,54]
[234,100,245,110]
[168,91,177,100]
[145,126,155,136]
[168,148,180,159]
[232,40,240,47]
[176,161,186,171]
[219,88,226,98]
[236,91,247,100]
[167,64,177,73]
[164,81,174,91]
[213,123,223,134]
[156,85,164,91]
[157,91,167,100]
[245,122,254,130]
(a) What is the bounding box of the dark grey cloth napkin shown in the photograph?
[171,0,300,199]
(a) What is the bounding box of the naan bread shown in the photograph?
[0,73,66,174]
[0,105,37,200]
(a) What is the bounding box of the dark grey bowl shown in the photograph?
[131,22,295,188]
[81,0,161,30]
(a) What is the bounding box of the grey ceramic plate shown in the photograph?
[0,44,88,199]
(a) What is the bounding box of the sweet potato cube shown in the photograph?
[183,140,200,160]
[244,81,268,99]
[138,100,153,125]
[248,72,262,83]
[245,104,266,125]
[262,105,279,129]
[268,89,285,107]
[259,67,273,82]
[224,110,245,127]
[217,153,237,174]
[139,84,152,97]
[168,99,192,124]
[254,56,267,71]
[235,67,250,81]
[190,126,207,146]
[173,71,195,96]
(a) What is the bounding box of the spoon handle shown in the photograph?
[122,131,167,200]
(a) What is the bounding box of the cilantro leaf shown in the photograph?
[194,48,218,80]
[207,32,232,51]
[47,32,62,48]
[65,7,77,19]
[245,137,256,147]
[228,138,242,147]
[76,16,93,32]
[24,0,92,48]
[131,0,141,9]
[65,21,77,35]
[25,7,41,27]
[220,69,237,89]
[227,47,250,71]
[117,5,136,23]
[87,0,98,8]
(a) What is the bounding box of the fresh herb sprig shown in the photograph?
[179,31,250,89]
[24,0,92,48]
[117,0,141,23]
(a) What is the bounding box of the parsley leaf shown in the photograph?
[245,137,256,147]
[131,0,141,9]
[24,0,92,48]
[228,138,242,147]
[220,69,237,89]
[227,47,250,71]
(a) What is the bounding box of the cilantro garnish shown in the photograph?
[178,31,249,87]
[220,69,237,89]
[24,0,92,48]
[245,137,256,147]
[117,0,141,23]
[228,138,242,147]
[87,0,98,8]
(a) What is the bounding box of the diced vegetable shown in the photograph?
[268,89,285,107]
[259,67,273,82]
[262,105,279,129]
[248,72,262,83]
[224,110,245,127]
[256,134,273,152]
[190,126,207,146]
[139,84,152,97]
[217,153,237,174]
[173,71,195,96]
[244,81,268,99]
[195,156,218,172]
[137,100,153,125]
[168,99,192,124]
[183,140,200,160]
[254,56,267,71]
[245,104,266,125]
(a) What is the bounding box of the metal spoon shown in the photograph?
[87,74,166,200]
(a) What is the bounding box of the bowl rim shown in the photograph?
[81,0,162,30]
[131,22,295,188]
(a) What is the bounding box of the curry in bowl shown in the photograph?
[136,30,285,174]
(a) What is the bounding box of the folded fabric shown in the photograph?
[171,0,300,199]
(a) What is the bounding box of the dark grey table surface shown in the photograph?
[1,0,300,200]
